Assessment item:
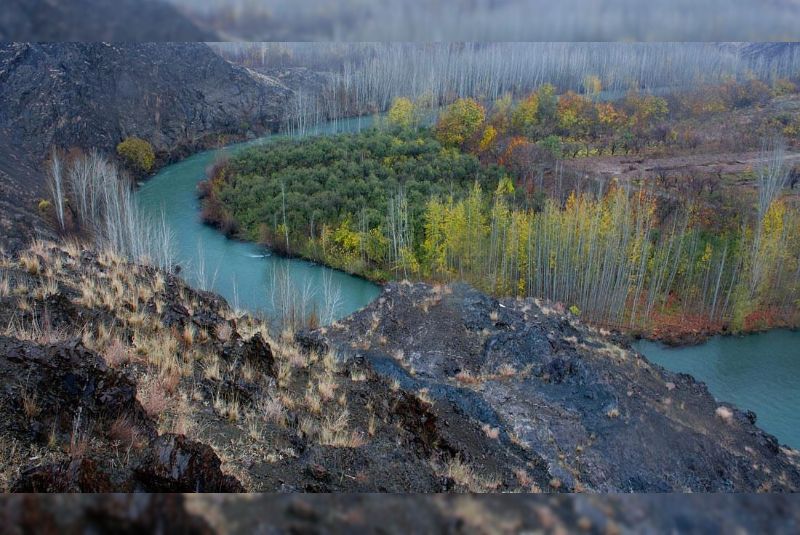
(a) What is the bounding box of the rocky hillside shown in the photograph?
[0,42,295,162]
[0,42,303,252]
[309,282,800,492]
[1,242,798,493]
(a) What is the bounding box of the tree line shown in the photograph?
[214,42,800,136]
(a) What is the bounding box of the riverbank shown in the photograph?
[201,215,800,348]
[635,329,800,449]
[136,115,384,323]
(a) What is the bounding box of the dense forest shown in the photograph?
[202,79,800,335]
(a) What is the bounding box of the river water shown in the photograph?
[136,115,382,322]
[634,330,800,449]
[137,115,799,450]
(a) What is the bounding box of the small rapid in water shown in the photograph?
[136,116,382,323]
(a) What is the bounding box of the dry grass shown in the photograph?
[171,399,198,436]
[276,360,292,388]
[481,424,500,440]
[181,324,196,347]
[68,413,90,460]
[443,456,499,492]
[203,354,222,381]
[259,396,285,426]
[20,385,39,420]
[298,416,318,439]
[60,240,83,260]
[103,337,131,368]
[215,322,232,342]
[496,363,516,377]
[716,405,734,423]
[514,467,532,487]
[246,413,263,441]
[318,410,366,448]
[317,375,337,401]
[108,415,143,450]
[18,252,41,275]
[455,370,479,384]
[240,360,257,383]
[76,276,116,311]
[416,388,433,405]
[304,384,322,414]
[321,349,337,373]
[4,313,70,345]
[153,272,165,293]
[213,391,240,422]
[350,368,368,382]
[134,331,181,373]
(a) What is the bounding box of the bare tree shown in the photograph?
[48,150,66,230]
[756,138,790,220]
[51,152,175,270]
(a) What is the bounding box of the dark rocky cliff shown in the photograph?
[0,42,293,161]
[310,282,800,492]
[0,42,297,252]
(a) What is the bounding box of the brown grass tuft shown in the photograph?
[19,253,41,275]
[455,370,479,384]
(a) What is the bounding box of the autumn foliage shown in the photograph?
[116,137,155,174]
[435,98,486,148]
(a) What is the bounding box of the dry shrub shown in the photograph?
[137,376,171,419]
[215,322,232,342]
[108,415,142,449]
[260,397,285,426]
[104,338,131,368]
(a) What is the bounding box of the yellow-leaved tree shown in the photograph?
[388,97,417,129]
[435,98,486,148]
[116,137,155,174]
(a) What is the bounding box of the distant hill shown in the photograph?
[0,0,216,41]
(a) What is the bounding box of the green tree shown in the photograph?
[535,84,558,129]
[511,92,540,135]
